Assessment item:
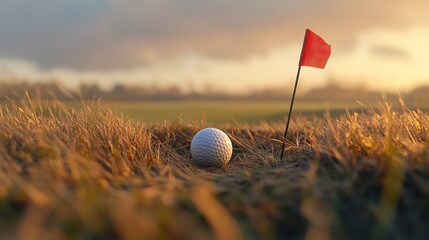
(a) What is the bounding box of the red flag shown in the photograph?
[299,29,331,69]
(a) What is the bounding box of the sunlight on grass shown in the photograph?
[0,97,428,239]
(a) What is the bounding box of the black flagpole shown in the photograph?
[279,65,302,160]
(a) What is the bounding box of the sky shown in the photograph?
[0,0,428,93]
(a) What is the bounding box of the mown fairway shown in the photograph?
[0,98,428,239]
[104,100,362,124]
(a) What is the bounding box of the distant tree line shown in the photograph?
[0,79,428,103]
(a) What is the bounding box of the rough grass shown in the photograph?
[0,97,428,240]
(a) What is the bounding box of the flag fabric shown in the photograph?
[299,29,331,69]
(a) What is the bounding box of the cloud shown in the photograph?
[0,0,428,70]
[370,45,409,59]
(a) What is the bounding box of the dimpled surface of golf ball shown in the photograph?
[191,128,233,167]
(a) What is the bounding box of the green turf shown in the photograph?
[103,100,362,124]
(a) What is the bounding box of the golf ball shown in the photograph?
[190,128,233,167]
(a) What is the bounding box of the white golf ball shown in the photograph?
[190,128,233,167]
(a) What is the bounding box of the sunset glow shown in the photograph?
[1,1,428,93]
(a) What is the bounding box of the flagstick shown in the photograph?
[279,65,302,160]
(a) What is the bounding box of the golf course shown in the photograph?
[0,98,428,239]
[2,1,429,239]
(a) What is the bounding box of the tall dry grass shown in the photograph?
[0,97,428,239]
